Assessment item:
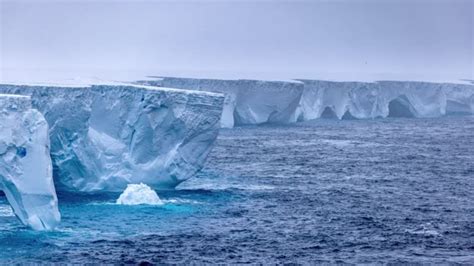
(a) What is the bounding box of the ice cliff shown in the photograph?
[137,77,473,125]
[296,80,474,120]
[136,77,304,128]
[0,94,60,230]
[0,83,224,192]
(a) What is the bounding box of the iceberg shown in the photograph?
[443,83,474,115]
[136,77,304,128]
[296,80,474,120]
[0,94,60,230]
[0,82,225,192]
[116,183,163,205]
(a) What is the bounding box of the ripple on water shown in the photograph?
[0,205,14,217]
[0,117,473,264]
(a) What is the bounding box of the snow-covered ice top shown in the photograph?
[116,183,163,205]
[136,76,304,128]
[0,94,60,230]
[0,82,225,192]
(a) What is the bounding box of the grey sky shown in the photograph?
[0,0,472,82]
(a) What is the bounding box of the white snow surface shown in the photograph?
[0,94,60,230]
[116,183,163,205]
[0,83,225,192]
[136,77,304,128]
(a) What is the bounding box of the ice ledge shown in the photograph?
[0,78,224,98]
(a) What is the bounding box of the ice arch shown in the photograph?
[320,106,339,119]
[388,95,417,118]
[341,110,357,120]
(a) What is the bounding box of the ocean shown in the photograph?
[1,116,473,264]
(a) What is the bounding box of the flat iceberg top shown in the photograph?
[0,78,224,98]
[0,94,30,98]
[297,79,474,87]
[123,83,224,97]
[146,76,305,84]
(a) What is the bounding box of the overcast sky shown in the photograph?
[0,0,472,82]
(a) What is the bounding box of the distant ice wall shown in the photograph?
[137,77,304,128]
[296,80,474,120]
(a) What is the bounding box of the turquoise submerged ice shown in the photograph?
[0,94,60,230]
[0,82,225,192]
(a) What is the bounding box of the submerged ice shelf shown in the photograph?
[0,94,60,230]
[0,82,225,192]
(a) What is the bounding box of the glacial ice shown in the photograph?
[296,80,474,120]
[116,183,163,205]
[136,77,304,128]
[0,94,60,230]
[0,82,225,192]
[137,77,473,125]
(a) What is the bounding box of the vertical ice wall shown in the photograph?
[442,83,474,115]
[0,83,225,192]
[297,80,474,120]
[0,94,60,230]
[137,77,304,128]
[83,85,225,191]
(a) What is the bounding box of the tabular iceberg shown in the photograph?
[296,80,474,120]
[136,77,304,128]
[0,83,225,192]
[0,94,60,230]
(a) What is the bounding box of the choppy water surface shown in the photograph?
[1,117,473,264]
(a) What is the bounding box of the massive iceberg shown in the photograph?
[136,77,304,128]
[137,77,473,125]
[0,82,224,192]
[296,80,474,120]
[0,94,60,230]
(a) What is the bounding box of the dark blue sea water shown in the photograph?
[1,117,473,264]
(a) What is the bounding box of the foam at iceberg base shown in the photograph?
[0,83,225,192]
[116,183,163,205]
[0,94,60,230]
[296,80,474,120]
[136,77,304,128]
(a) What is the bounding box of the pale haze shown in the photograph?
[0,0,472,82]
